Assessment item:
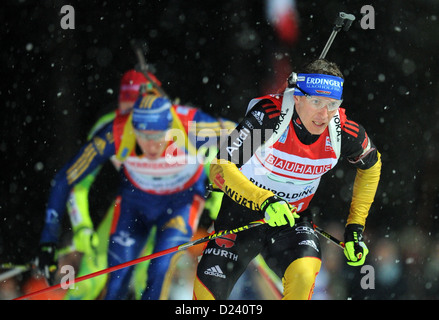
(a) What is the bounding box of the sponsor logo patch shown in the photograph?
[204,265,226,278]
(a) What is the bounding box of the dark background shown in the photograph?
[1,0,439,299]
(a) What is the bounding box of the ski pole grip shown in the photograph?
[335,12,356,31]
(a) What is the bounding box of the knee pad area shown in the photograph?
[282,257,322,300]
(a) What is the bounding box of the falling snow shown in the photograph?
[1,0,439,301]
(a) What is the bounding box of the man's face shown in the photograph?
[134,129,168,160]
[293,95,340,135]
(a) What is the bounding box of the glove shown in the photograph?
[73,227,99,255]
[261,196,299,227]
[344,224,369,266]
[35,243,58,283]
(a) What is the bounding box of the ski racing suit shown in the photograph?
[193,93,382,300]
[40,104,235,300]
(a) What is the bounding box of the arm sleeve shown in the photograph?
[210,158,273,211]
[209,99,280,211]
[347,151,382,226]
[340,118,382,227]
[40,122,116,244]
[189,109,237,150]
[67,112,117,232]
[67,168,100,231]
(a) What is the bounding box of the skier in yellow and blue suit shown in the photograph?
[37,93,236,300]
[62,69,160,300]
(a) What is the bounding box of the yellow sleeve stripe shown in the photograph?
[221,120,238,130]
[139,95,157,109]
[347,152,382,227]
[66,144,97,185]
[188,121,236,136]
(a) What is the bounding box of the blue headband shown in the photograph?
[293,73,344,100]
[132,96,172,131]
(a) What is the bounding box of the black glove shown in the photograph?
[344,224,369,266]
[35,243,58,283]
[261,196,299,227]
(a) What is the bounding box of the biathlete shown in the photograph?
[62,69,161,300]
[193,58,382,300]
[37,92,235,299]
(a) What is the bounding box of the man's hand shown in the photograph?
[35,243,58,283]
[261,196,299,227]
[73,227,99,255]
[344,224,369,266]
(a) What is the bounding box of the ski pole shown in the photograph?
[14,219,265,300]
[319,12,356,59]
[0,265,31,282]
[130,40,169,98]
[208,184,345,250]
[0,263,32,270]
[313,224,345,249]
[0,244,76,283]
